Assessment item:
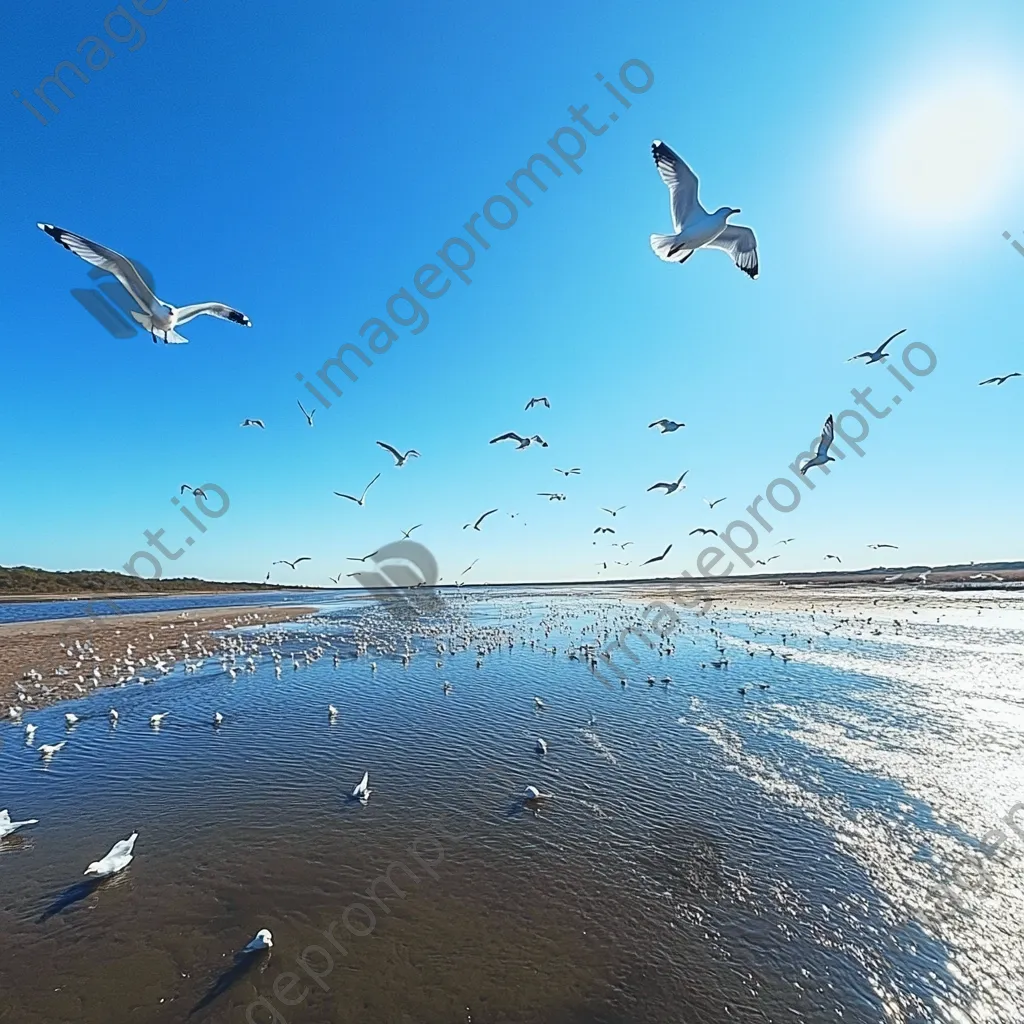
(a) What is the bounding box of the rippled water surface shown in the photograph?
[2,587,1023,1024]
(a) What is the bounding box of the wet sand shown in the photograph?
[1,605,315,713]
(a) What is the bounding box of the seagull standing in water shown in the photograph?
[523,785,553,801]
[848,329,906,365]
[801,415,836,474]
[648,141,758,278]
[37,224,252,344]
[84,832,138,877]
[241,929,273,953]
[352,771,371,803]
[0,809,39,839]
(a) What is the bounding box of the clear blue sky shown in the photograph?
[4,0,1023,587]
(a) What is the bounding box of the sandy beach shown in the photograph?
[1,604,315,714]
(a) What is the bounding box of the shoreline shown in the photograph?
[0,587,321,604]
[1,604,316,714]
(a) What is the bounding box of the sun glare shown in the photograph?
[863,71,1023,227]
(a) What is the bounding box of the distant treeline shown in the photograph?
[0,565,299,596]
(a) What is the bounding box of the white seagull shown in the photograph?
[241,418,265,429]
[800,415,836,474]
[149,712,170,728]
[352,771,371,802]
[648,140,758,278]
[213,712,224,726]
[0,809,39,839]
[39,741,65,758]
[37,224,252,344]
[109,709,119,724]
[648,419,685,433]
[536,738,548,755]
[523,785,553,801]
[241,929,273,952]
[65,713,80,726]
[84,832,138,877]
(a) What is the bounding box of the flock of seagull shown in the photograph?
[33,139,1017,587]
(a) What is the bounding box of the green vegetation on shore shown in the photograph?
[0,565,307,597]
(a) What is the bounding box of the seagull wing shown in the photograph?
[174,302,252,327]
[816,415,835,460]
[38,224,162,315]
[361,473,381,499]
[648,420,667,428]
[334,492,360,502]
[490,432,523,444]
[293,557,311,565]
[475,508,499,528]
[704,225,759,279]
[876,328,907,354]
[651,141,703,232]
[376,441,403,463]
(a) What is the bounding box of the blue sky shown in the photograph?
[3,0,1024,587]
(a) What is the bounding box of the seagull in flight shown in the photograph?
[401,524,423,538]
[525,397,550,410]
[801,415,836,474]
[464,509,498,531]
[329,574,343,584]
[848,329,906,365]
[346,550,380,563]
[648,471,688,495]
[273,557,311,569]
[601,506,626,517]
[490,432,548,449]
[554,467,581,476]
[334,473,380,506]
[868,543,899,550]
[180,485,207,499]
[613,541,634,548]
[690,527,718,537]
[970,572,1005,581]
[461,560,479,577]
[297,400,316,426]
[649,419,685,433]
[703,497,727,509]
[594,527,615,534]
[648,140,758,278]
[979,372,1021,386]
[240,418,265,429]
[38,224,251,343]
[641,544,673,566]
[776,538,795,545]
[377,441,420,467]
[824,554,842,563]
[538,492,566,501]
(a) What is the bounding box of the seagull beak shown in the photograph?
[730,208,741,215]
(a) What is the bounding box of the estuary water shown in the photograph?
[1,586,1022,1024]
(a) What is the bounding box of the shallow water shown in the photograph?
[2,588,1023,1023]
[0,589,329,626]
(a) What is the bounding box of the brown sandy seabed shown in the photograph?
[1,606,316,714]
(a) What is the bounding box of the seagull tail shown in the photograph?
[650,233,687,263]
[162,329,190,345]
